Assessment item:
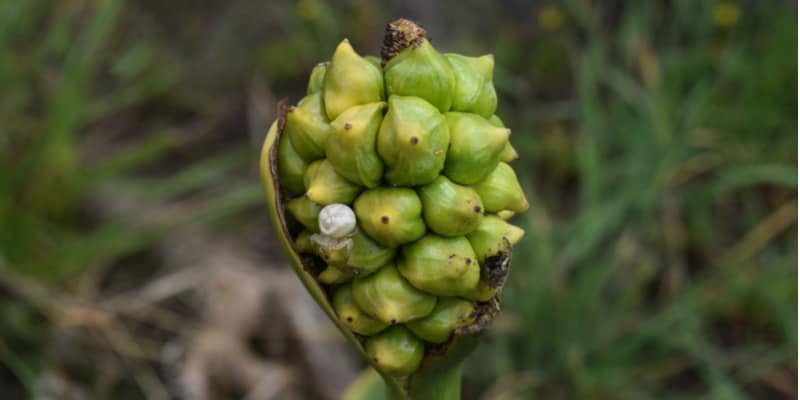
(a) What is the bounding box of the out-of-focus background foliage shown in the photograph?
[1,0,796,399]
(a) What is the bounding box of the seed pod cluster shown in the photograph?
[276,20,528,377]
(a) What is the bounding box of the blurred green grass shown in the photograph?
[0,0,796,399]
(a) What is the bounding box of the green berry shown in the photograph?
[323,39,385,120]
[333,285,388,335]
[352,263,437,324]
[365,326,424,376]
[384,38,455,113]
[327,101,386,188]
[304,159,362,205]
[417,175,483,237]
[377,95,450,186]
[446,53,497,117]
[443,112,510,184]
[466,215,524,266]
[306,62,328,95]
[277,131,309,196]
[397,235,480,297]
[354,188,426,248]
[284,92,332,162]
[285,196,322,232]
[472,162,529,213]
[406,297,477,343]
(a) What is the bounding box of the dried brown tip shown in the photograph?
[381,18,428,65]
[277,98,291,132]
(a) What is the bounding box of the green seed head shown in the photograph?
[472,162,529,213]
[306,62,328,95]
[365,326,424,377]
[384,38,455,113]
[377,95,450,186]
[284,92,333,162]
[443,112,510,184]
[327,102,387,188]
[354,188,425,248]
[352,263,437,324]
[446,53,497,117]
[418,175,484,236]
[333,285,389,336]
[397,235,480,297]
[406,297,477,343]
[466,215,524,266]
[304,159,362,205]
[323,39,385,120]
[277,131,309,196]
[285,196,322,232]
[265,19,529,380]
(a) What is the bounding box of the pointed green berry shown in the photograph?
[313,228,396,277]
[365,326,424,376]
[487,114,519,162]
[318,265,356,284]
[397,235,480,297]
[446,53,497,117]
[466,215,524,266]
[472,162,529,213]
[327,102,386,188]
[323,39,385,120]
[406,297,477,343]
[332,285,388,336]
[347,228,396,276]
[304,159,362,205]
[496,210,516,220]
[285,196,322,232]
[352,263,437,324]
[443,112,510,184]
[354,188,425,248]
[277,131,309,196]
[306,62,328,95]
[384,39,455,113]
[294,230,314,253]
[498,142,519,163]
[377,95,450,186]
[284,92,332,162]
[418,175,483,236]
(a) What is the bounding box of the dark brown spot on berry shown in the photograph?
[474,205,482,212]
[466,258,472,265]
[449,253,456,258]
[381,216,390,224]
[346,316,353,322]
[410,136,419,144]
[344,122,352,130]
[390,319,397,324]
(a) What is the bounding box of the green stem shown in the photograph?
[394,361,463,400]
